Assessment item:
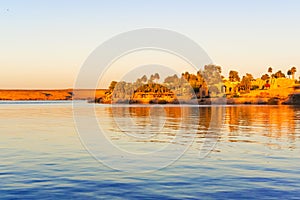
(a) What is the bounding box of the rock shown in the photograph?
[283,93,300,105]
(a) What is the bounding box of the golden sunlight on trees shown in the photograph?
[274,70,286,78]
[94,64,298,104]
[229,70,240,82]
[240,73,253,93]
[261,74,270,81]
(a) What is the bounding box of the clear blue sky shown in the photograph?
[1,0,300,88]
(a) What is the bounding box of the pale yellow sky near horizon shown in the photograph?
[1,1,300,89]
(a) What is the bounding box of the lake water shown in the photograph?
[0,101,300,199]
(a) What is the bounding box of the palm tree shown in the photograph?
[291,67,297,80]
[268,67,273,77]
[141,75,147,83]
[154,73,160,81]
[287,70,292,79]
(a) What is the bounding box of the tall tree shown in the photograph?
[149,74,155,83]
[287,70,292,79]
[229,70,240,82]
[201,64,223,95]
[154,73,160,81]
[202,64,222,83]
[204,64,222,74]
[240,74,252,93]
[268,67,273,76]
[141,75,147,83]
[291,67,297,80]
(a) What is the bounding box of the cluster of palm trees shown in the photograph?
[103,65,298,103]
[266,67,297,80]
[105,73,172,101]
[103,65,225,102]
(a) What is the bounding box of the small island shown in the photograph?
[93,65,300,105]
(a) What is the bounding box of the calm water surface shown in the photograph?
[0,101,300,199]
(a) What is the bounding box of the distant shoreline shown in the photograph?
[0,89,106,101]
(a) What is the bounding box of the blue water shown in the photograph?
[0,101,300,199]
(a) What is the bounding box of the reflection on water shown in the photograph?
[0,102,300,199]
[224,106,299,150]
[96,105,300,151]
[96,106,225,158]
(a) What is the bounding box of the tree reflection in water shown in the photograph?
[95,105,299,152]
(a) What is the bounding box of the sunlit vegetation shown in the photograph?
[96,65,298,104]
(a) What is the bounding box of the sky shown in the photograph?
[1,0,300,89]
